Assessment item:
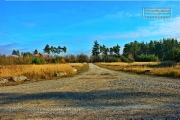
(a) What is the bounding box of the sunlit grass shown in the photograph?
[0,64,74,79]
[95,62,180,78]
[69,63,89,74]
[0,63,89,86]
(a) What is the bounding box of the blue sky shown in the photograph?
[0,1,180,56]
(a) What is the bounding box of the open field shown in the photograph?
[0,63,179,119]
[0,63,89,86]
[95,62,180,78]
[0,64,74,79]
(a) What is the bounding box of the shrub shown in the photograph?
[76,54,89,63]
[31,58,43,64]
[121,56,134,63]
[136,55,159,62]
[121,57,130,63]
[108,57,119,62]
[51,56,62,63]
[159,61,176,67]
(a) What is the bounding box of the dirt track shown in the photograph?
[0,63,180,119]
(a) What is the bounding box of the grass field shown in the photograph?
[95,62,180,78]
[0,63,89,86]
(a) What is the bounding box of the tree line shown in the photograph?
[91,40,121,62]
[12,44,67,57]
[64,54,89,63]
[0,38,179,65]
[0,44,68,65]
[0,44,90,65]
[91,38,180,62]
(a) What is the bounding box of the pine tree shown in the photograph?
[92,40,100,61]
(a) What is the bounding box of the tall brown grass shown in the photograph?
[0,64,74,80]
[95,62,180,78]
[0,63,89,86]
[69,63,89,74]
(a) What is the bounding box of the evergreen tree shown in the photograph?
[62,46,67,56]
[100,45,109,62]
[34,49,38,55]
[43,44,50,55]
[113,44,120,57]
[12,50,20,56]
[92,40,100,61]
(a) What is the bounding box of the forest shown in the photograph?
[91,38,180,62]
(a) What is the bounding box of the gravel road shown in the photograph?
[0,63,180,119]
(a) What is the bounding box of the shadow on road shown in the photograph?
[0,90,178,107]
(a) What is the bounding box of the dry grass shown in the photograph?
[0,64,74,79]
[69,63,89,74]
[95,62,180,78]
[98,62,160,66]
[68,63,86,67]
[0,63,89,86]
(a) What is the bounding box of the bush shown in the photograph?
[0,55,65,65]
[76,54,89,63]
[159,61,176,67]
[108,57,119,62]
[121,57,130,63]
[112,57,119,62]
[136,55,159,62]
[51,57,62,63]
[121,56,134,63]
[31,58,43,64]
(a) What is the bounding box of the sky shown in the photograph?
[0,0,180,56]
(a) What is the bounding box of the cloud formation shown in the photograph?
[94,16,180,41]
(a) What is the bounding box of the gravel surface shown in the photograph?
[0,63,180,119]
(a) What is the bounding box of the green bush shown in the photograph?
[136,55,159,62]
[31,58,43,64]
[121,56,134,63]
[54,57,62,63]
[121,57,130,63]
[108,57,119,62]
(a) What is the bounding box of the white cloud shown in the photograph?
[139,17,180,37]
[94,16,180,41]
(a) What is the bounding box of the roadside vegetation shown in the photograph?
[69,63,89,74]
[0,63,89,86]
[91,38,180,63]
[0,64,74,79]
[0,38,180,85]
[0,44,89,86]
[95,61,180,78]
[91,38,180,78]
[0,44,89,65]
